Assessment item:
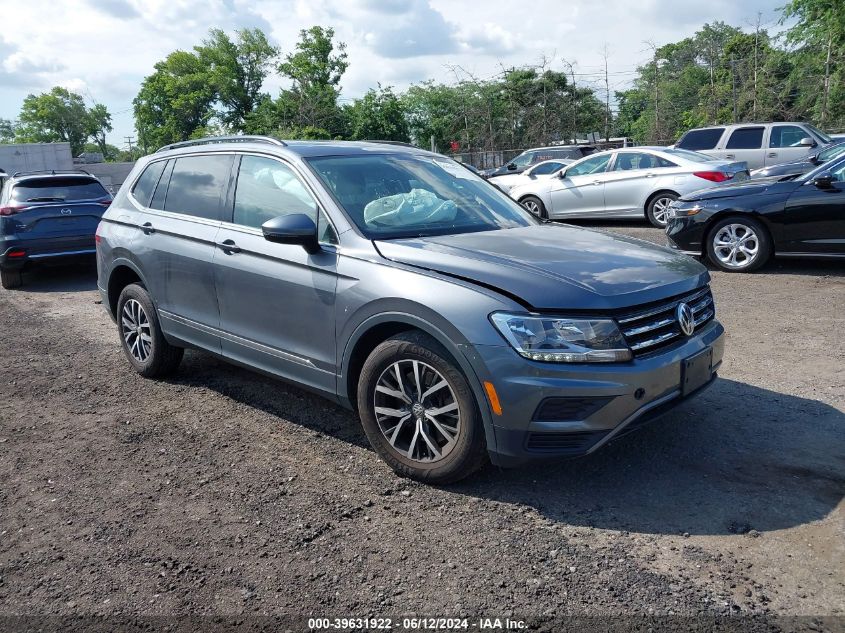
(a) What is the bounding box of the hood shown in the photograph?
[682,176,801,202]
[375,224,708,311]
[752,161,812,178]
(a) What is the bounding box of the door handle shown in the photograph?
[141,222,154,235]
[644,172,656,178]
[725,154,735,159]
[768,152,777,158]
[217,239,241,254]
[592,180,602,186]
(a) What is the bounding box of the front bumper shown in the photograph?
[474,320,725,466]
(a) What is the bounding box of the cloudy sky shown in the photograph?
[0,0,784,148]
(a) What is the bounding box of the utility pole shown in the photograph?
[124,136,135,156]
[753,12,761,120]
[730,57,738,123]
[563,60,577,144]
[602,45,611,143]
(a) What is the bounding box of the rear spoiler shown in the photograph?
[12,169,92,178]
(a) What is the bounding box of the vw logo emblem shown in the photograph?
[676,302,695,336]
[411,403,425,418]
[60,208,72,215]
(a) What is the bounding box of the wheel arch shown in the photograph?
[339,312,498,454]
[105,256,149,318]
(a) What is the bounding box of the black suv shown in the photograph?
[0,170,112,288]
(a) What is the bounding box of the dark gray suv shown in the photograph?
[96,136,725,483]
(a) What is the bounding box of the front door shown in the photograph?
[548,153,611,218]
[766,125,815,166]
[775,161,845,255]
[213,154,340,394]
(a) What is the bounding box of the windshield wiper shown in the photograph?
[25,196,65,202]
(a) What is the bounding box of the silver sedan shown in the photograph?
[509,147,749,227]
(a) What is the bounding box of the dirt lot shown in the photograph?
[0,222,843,631]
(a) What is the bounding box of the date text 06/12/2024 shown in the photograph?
[308,617,528,630]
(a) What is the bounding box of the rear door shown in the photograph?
[602,151,674,215]
[766,124,816,166]
[547,153,611,218]
[722,126,766,169]
[133,153,233,351]
[213,154,340,393]
[4,176,111,253]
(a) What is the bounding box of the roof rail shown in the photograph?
[155,135,287,153]
[12,168,92,178]
[362,140,417,148]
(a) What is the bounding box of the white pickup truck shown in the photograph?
[673,122,834,170]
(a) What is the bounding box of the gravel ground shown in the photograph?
[0,222,842,632]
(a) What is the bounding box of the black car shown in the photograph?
[666,154,845,272]
[0,169,112,288]
[480,145,596,178]
[751,140,845,179]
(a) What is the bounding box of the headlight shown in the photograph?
[490,313,632,363]
[668,203,701,218]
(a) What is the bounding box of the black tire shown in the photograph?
[646,192,678,228]
[0,268,22,290]
[116,283,183,377]
[521,195,548,219]
[705,216,772,273]
[357,331,487,484]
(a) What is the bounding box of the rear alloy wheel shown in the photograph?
[357,331,487,484]
[646,192,678,228]
[521,195,548,220]
[116,283,183,377]
[0,268,23,290]
[706,217,771,273]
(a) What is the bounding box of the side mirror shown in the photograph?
[558,169,568,179]
[506,163,517,171]
[799,136,816,147]
[812,172,834,189]
[262,214,320,253]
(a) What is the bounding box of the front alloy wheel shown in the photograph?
[705,217,771,273]
[357,331,487,484]
[374,359,461,463]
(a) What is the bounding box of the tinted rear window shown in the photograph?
[726,127,764,149]
[132,160,167,207]
[677,128,724,151]
[11,177,108,203]
[162,155,234,220]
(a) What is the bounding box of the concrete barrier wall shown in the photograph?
[84,162,136,193]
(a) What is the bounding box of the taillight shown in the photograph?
[0,205,27,216]
[95,234,102,244]
[98,199,113,207]
[7,249,26,258]
[693,171,730,183]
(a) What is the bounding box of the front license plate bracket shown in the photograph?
[682,347,713,396]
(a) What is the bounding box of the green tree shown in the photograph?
[16,87,104,155]
[0,118,16,143]
[133,50,215,151]
[782,0,845,128]
[197,28,279,129]
[276,26,349,135]
[345,86,409,141]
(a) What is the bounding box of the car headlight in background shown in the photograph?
[490,313,632,362]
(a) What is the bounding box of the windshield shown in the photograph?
[662,148,718,163]
[818,142,845,162]
[307,153,537,239]
[806,124,832,144]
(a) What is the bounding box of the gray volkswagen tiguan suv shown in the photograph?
[97,136,724,483]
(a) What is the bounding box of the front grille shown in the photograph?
[617,286,715,356]
[525,430,608,454]
[533,396,612,422]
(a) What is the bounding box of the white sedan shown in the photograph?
[508,147,748,227]
[488,159,571,193]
